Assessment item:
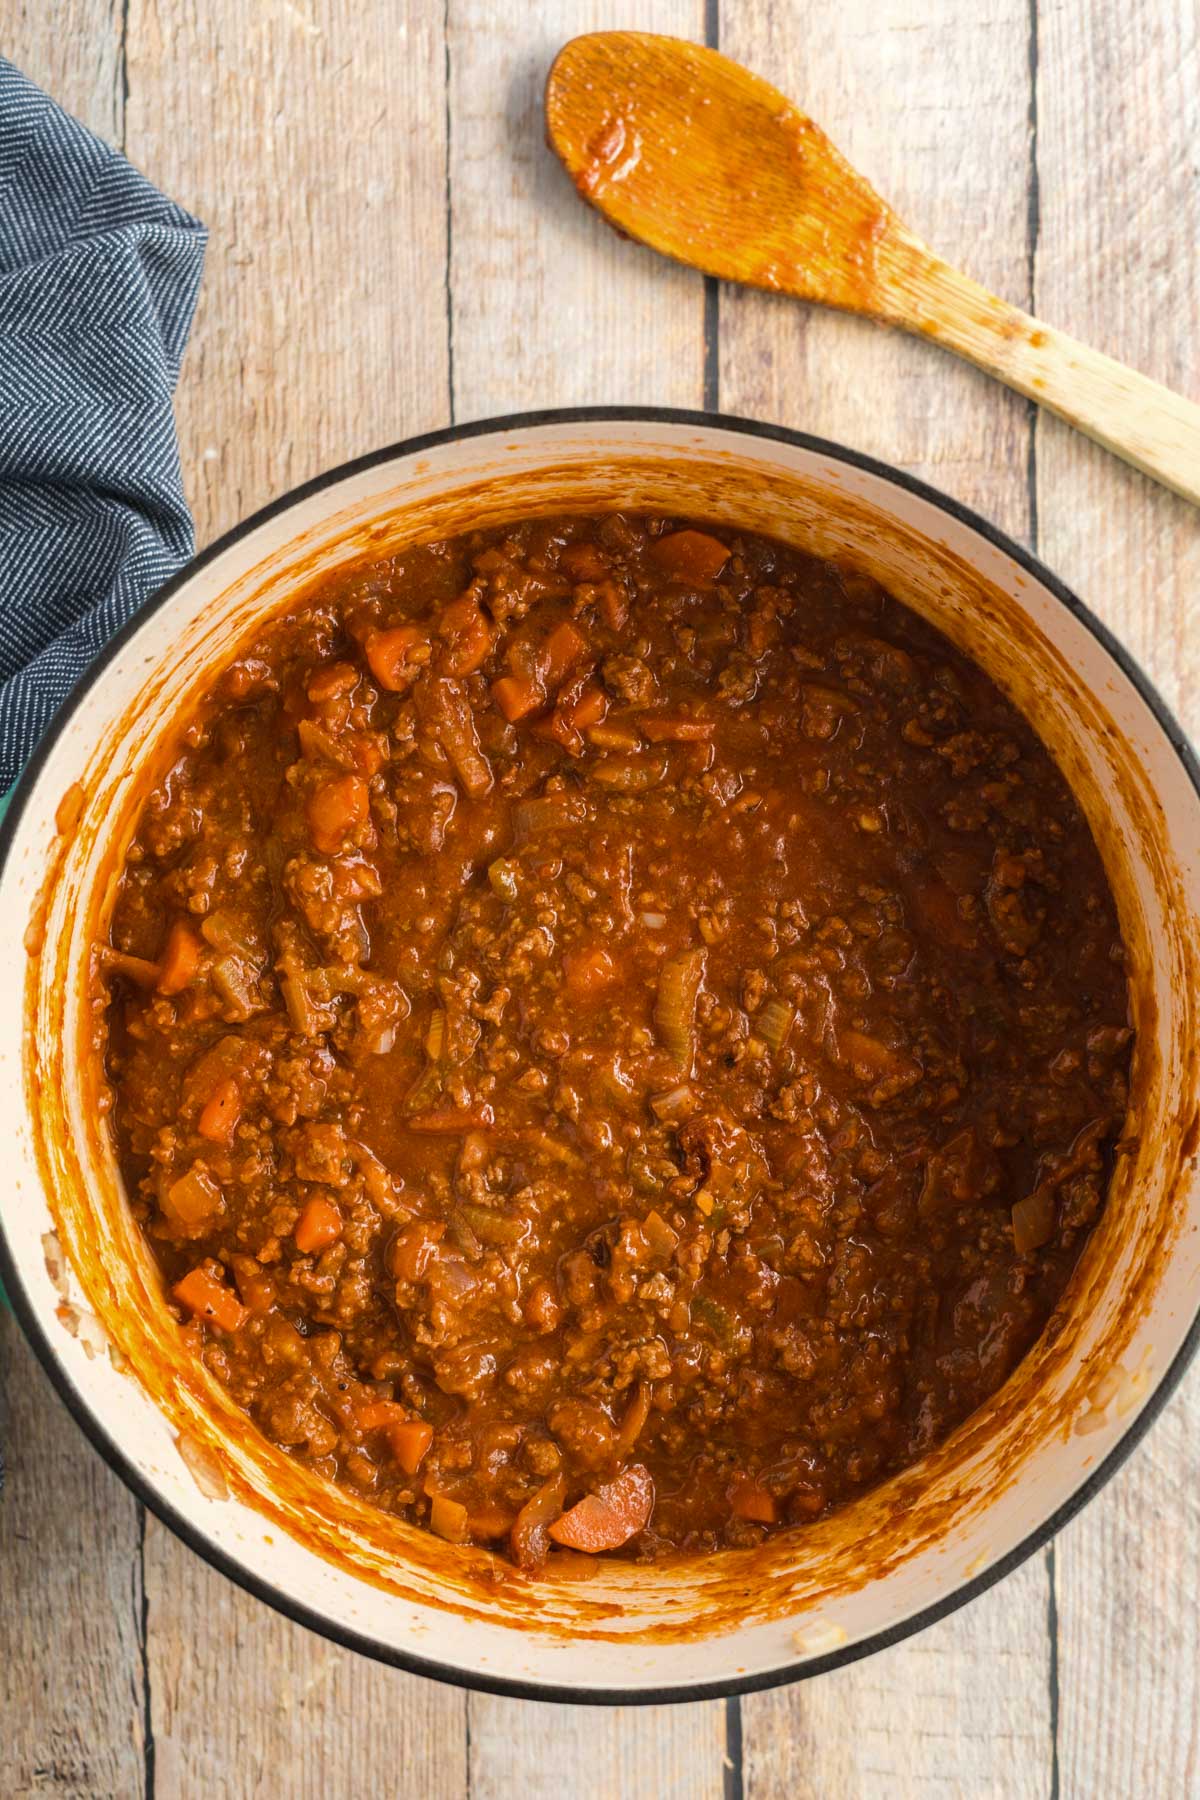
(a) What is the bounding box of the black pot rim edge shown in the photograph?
[2,404,1198,1706]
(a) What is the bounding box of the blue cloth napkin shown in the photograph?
[0,63,206,1455]
[0,57,207,794]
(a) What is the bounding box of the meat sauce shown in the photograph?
[100,514,1132,1567]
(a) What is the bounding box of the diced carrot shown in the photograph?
[639,715,716,742]
[543,620,590,689]
[306,660,359,702]
[563,944,617,1000]
[650,529,730,582]
[197,1077,241,1147]
[236,1269,276,1316]
[356,1398,409,1431]
[491,671,544,722]
[570,683,608,730]
[365,623,427,692]
[163,1165,221,1229]
[437,591,494,675]
[530,710,583,756]
[586,720,642,752]
[548,1464,655,1552]
[172,1266,247,1333]
[561,542,610,582]
[467,1503,517,1540]
[307,773,369,853]
[157,921,203,995]
[594,578,629,631]
[294,1196,342,1255]
[430,1492,470,1543]
[730,1479,778,1524]
[388,1419,434,1475]
[350,736,385,776]
[408,1104,496,1134]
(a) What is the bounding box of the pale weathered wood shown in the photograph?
[1034,2,1200,1795]
[117,5,467,1794]
[743,1561,1052,1800]
[6,0,124,146]
[446,0,709,418]
[125,0,453,552]
[467,1698,729,1800]
[142,1520,467,1799]
[449,3,732,1789]
[719,0,1034,533]
[720,3,1053,1791]
[0,23,148,1800]
[0,1318,147,1800]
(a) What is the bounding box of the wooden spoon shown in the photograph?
[546,31,1200,508]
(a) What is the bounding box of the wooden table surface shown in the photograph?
[4,2,1199,1795]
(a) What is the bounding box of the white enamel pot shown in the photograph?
[2,410,1199,1703]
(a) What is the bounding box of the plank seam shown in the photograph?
[137,1503,156,1800]
[702,0,720,411]
[443,0,456,424]
[1026,0,1041,553]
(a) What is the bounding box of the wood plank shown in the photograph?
[719,0,1034,537]
[125,0,453,551]
[720,3,1053,1791]
[743,1564,1051,1800]
[0,1316,147,1799]
[1,21,147,1800]
[446,0,709,418]
[1034,1,1200,1792]
[448,3,727,1784]
[120,5,467,1793]
[6,0,123,146]
[467,1698,729,1800]
[141,1523,467,1799]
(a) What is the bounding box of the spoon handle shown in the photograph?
[888,251,1200,508]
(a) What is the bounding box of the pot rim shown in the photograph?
[2,403,1198,1704]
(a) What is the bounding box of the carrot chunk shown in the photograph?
[307,773,369,853]
[197,1077,241,1147]
[561,542,610,582]
[543,620,590,689]
[355,1398,409,1431]
[639,715,716,742]
[548,1464,655,1552]
[157,921,203,995]
[388,1420,434,1475]
[437,591,494,675]
[491,672,544,721]
[293,1196,342,1255]
[729,1479,777,1524]
[430,1492,470,1543]
[563,944,617,1000]
[569,682,608,730]
[650,529,730,582]
[163,1165,221,1230]
[365,623,427,692]
[172,1267,247,1333]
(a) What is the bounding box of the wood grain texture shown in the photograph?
[448,3,731,1784]
[466,1697,729,1800]
[742,1563,1052,1800]
[719,0,1035,538]
[0,1318,147,1800]
[5,0,124,145]
[1034,2,1200,1794]
[446,0,709,418]
[124,0,453,551]
[722,4,1053,1791]
[141,1517,466,1799]
[0,24,148,1800]
[117,6,465,1795]
[5,1,1200,1793]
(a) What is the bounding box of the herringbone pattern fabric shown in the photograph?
[0,57,206,792]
